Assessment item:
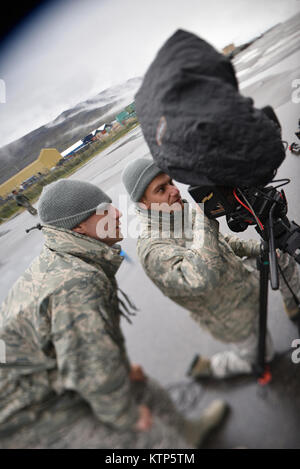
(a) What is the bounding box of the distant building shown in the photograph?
[0,148,62,198]
[116,110,130,125]
[82,133,94,145]
[91,123,115,141]
[111,120,122,132]
[96,124,106,133]
[117,102,137,123]
[104,123,112,133]
[92,125,106,141]
[19,175,40,191]
[222,43,235,55]
[222,42,253,60]
[61,140,86,157]
[125,102,135,114]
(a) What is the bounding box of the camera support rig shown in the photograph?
[253,190,300,383]
[188,180,300,384]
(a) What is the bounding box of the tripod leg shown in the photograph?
[255,254,270,378]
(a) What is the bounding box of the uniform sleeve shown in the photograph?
[139,212,224,297]
[223,233,261,258]
[51,275,139,431]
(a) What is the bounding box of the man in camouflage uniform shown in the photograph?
[122,158,300,379]
[0,179,227,449]
[12,189,37,215]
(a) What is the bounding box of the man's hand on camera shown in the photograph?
[130,364,147,382]
[135,405,153,432]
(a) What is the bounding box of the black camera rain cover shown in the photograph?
[135,30,285,187]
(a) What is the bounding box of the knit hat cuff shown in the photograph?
[42,200,111,229]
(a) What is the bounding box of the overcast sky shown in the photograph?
[0,0,299,148]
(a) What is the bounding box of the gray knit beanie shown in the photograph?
[38,179,112,230]
[122,157,162,202]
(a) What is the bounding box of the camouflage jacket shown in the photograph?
[136,205,261,343]
[0,225,139,434]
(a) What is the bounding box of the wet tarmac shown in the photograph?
[0,14,299,449]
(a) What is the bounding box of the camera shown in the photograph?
[188,182,300,264]
[135,29,300,265]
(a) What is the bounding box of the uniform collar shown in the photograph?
[136,200,193,239]
[42,224,123,277]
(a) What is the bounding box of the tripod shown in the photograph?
[254,205,300,383]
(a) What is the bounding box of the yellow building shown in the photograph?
[0,148,62,198]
